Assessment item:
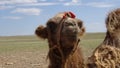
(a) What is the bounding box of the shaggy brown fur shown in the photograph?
[86,8,120,68]
[35,12,85,68]
[86,46,120,68]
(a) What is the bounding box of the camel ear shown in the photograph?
[79,27,85,36]
[77,19,85,36]
[47,19,58,33]
[35,26,48,39]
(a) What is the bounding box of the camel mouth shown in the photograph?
[68,34,78,37]
[62,28,79,37]
[63,33,78,38]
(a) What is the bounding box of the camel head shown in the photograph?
[35,12,85,49]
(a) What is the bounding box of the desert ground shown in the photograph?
[0,33,105,68]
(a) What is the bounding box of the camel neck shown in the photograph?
[103,31,120,48]
[48,44,78,68]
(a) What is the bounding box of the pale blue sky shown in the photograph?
[0,0,120,36]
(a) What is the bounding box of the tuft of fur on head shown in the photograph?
[106,8,120,33]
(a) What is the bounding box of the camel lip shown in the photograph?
[63,33,77,36]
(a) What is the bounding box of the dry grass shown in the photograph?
[0,33,105,68]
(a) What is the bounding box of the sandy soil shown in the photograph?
[0,51,49,68]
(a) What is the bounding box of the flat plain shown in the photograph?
[0,33,105,68]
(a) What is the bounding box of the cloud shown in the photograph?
[0,0,82,7]
[0,6,15,10]
[0,0,116,8]
[40,0,47,1]
[72,0,78,3]
[64,0,81,6]
[59,0,64,2]
[2,16,22,20]
[11,8,42,16]
[0,0,58,6]
[0,0,57,6]
[21,2,58,6]
[0,0,37,5]
[64,1,116,8]
[85,2,114,8]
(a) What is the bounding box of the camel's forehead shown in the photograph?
[64,18,76,23]
[51,16,76,24]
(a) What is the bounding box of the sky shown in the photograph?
[0,0,120,36]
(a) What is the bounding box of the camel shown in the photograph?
[86,8,120,68]
[35,12,85,68]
